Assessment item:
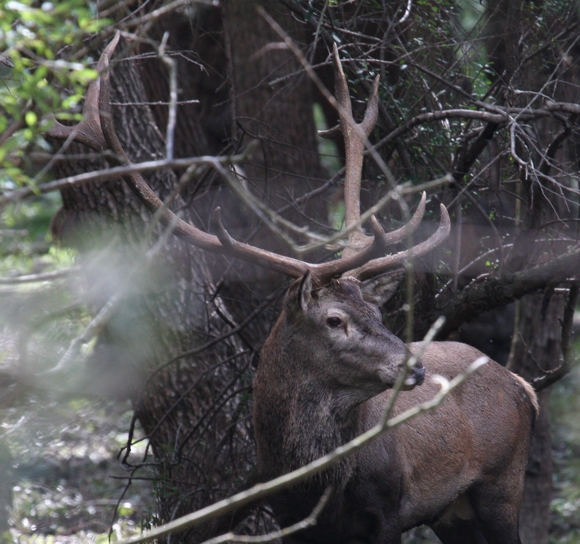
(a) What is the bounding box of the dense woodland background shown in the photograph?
[1,0,580,542]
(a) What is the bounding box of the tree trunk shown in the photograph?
[51,54,256,541]
[50,2,325,541]
[190,2,328,361]
[507,294,564,543]
[220,0,328,282]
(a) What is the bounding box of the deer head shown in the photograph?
[282,271,423,397]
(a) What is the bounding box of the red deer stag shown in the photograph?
[49,35,537,544]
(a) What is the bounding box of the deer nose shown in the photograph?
[412,363,425,386]
[403,360,425,388]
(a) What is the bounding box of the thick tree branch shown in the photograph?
[372,104,574,152]
[427,248,580,339]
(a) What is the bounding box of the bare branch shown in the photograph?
[428,247,580,339]
[371,104,576,154]
[379,316,447,427]
[42,213,181,377]
[200,487,332,544]
[158,31,178,161]
[0,267,81,285]
[0,153,252,209]
[121,0,220,29]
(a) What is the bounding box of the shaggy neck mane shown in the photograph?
[255,315,360,490]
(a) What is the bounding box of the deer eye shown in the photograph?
[326,316,342,327]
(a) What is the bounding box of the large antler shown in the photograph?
[313,43,450,281]
[48,34,449,286]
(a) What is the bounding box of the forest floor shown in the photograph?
[2,367,580,544]
[2,398,154,543]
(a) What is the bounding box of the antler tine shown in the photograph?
[47,83,108,151]
[308,193,429,286]
[360,73,380,137]
[315,48,451,285]
[96,33,132,161]
[371,191,426,250]
[332,43,380,259]
[350,204,451,281]
[332,43,353,123]
[46,36,116,152]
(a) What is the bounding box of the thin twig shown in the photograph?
[122,0,219,29]
[112,99,199,106]
[159,31,178,161]
[0,151,254,209]
[380,316,446,427]
[42,292,123,375]
[42,216,180,376]
[0,266,81,284]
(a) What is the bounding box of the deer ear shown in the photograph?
[284,272,314,317]
[360,270,404,307]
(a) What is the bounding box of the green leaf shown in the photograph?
[24,111,37,126]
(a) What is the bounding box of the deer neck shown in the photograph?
[255,355,360,490]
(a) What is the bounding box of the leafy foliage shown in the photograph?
[0,0,108,188]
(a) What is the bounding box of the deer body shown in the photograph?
[253,277,537,544]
